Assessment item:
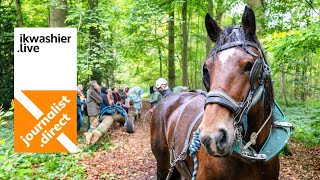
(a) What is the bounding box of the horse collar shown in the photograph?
[233,102,293,162]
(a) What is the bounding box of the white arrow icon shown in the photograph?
[15,90,77,153]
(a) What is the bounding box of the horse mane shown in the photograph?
[211,26,275,123]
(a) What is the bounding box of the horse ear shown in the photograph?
[242,6,256,39]
[205,13,222,42]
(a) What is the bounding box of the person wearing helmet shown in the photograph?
[155,78,172,99]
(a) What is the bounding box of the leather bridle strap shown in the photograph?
[215,40,261,54]
[234,85,265,133]
[205,38,270,134]
[205,85,265,130]
[205,89,241,112]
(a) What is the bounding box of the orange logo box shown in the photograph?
[14,90,76,153]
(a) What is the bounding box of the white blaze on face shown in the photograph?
[218,48,237,64]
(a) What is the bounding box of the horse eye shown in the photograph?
[244,62,254,72]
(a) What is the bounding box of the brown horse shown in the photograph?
[151,6,284,180]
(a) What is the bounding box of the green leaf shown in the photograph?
[0,139,5,145]
[4,111,13,117]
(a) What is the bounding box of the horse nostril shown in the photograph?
[200,136,211,148]
[216,129,228,149]
[219,129,227,143]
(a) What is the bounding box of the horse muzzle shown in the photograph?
[200,128,233,157]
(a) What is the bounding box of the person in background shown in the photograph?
[98,86,114,133]
[77,89,83,131]
[118,86,127,104]
[123,86,130,113]
[155,78,172,99]
[133,89,143,120]
[86,80,103,131]
[77,84,84,95]
[78,84,88,130]
[106,89,114,105]
[77,84,86,111]
[111,87,121,104]
[172,86,188,93]
[100,87,111,108]
[150,86,162,108]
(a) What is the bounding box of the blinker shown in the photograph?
[249,58,263,90]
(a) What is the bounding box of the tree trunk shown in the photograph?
[158,46,163,77]
[315,62,320,97]
[205,0,224,57]
[247,0,263,9]
[281,61,289,106]
[202,13,206,90]
[301,58,307,102]
[111,49,116,86]
[49,0,67,27]
[182,0,188,86]
[88,0,102,84]
[155,23,163,77]
[307,54,312,98]
[216,12,223,23]
[215,0,224,24]
[294,65,299,100]
[205,0,213,57]
[105,26,114,86]
[247,0,265,34]
[15,0,23,27]
[195,15,200,89]
[168,7,175,88]
[187,5,193,88]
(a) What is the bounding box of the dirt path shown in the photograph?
[81,120,156,179]
[80,101,157,179]
[80,101,319,179]
[280,140,319,179]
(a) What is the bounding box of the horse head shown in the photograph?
[200,6,274,157]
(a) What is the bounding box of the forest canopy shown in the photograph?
[0,0,319,108]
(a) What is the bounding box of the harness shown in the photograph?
[181,102,292,180]
[167,28,292,180]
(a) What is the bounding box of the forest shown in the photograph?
[0,0,319,179]
[1,0,320,108]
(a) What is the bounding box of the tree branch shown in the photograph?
[305,0,319,15]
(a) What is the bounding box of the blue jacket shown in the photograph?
[77,96,83,114]
[133,94,142,110]
[99,93,111,110]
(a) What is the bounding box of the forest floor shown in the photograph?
[79,100,319,180]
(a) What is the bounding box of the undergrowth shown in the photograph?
[0,115,112,179]
[1,101,318,179]
[280,102,320,146]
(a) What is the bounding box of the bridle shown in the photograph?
[203,38,271,131]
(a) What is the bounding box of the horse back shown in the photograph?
[150,92,205,178]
